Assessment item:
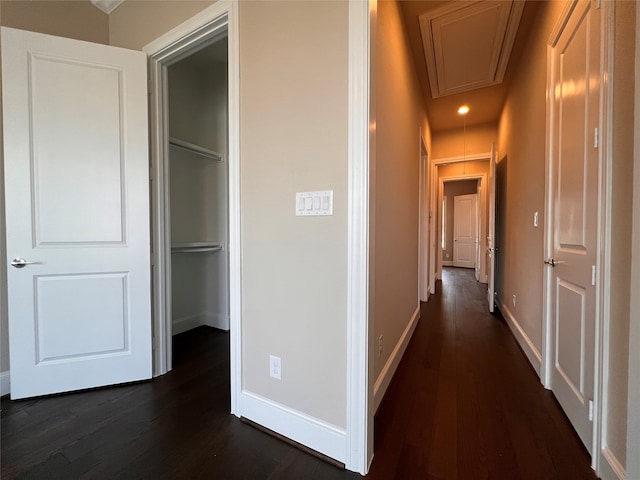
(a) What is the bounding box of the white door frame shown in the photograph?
[542,0,613,473]
[143,2,242,415]
[627,3,640,478]
[419,133,430,302]
[439,175,486,277]
[430,152,491,284]
[347,0,375,473]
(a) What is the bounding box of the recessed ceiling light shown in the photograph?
[457,105,470,115]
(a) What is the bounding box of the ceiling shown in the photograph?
[400,0,539,132]
[88,0,534,133]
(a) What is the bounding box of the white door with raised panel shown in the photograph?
[2,27,152,399]
[453,194,477,269]
[546,0,600,452]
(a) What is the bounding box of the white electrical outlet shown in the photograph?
[378,335,383,357]
[269,355,281,380]
[512,294,517,308]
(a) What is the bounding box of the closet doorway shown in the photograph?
[167,39,230,342]
[146,4,240,400]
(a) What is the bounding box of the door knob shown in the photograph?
[544,258,565,267]
[10,257,38,269]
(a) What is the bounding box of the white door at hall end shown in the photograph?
[2,27,152,399]
[453,194,477,269]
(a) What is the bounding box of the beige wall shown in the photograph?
[496,0,564,358]
[0,0,109,379]
[238,0,348,427]
[432,122,497,160]
[605,0,636,467]
[374,0,430,388]
[1,1,108,44]
[442,180,477,263]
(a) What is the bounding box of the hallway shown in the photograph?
[369,267,597,479]
[1,268,598,479]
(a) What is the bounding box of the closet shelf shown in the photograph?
[171,241,223,254]
[169,137,223,162]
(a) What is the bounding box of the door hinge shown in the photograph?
[594,127,599,148]
[591,265,596,286]
[588,399,594,421]
[596,0,601,9]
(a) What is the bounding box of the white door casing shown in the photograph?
[487,143,497,312]
[546,0,600,452]
[453,193,477,269]
[2,27,151,399]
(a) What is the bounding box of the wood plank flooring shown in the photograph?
[1,267,598,479]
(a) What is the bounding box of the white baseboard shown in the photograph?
[204,312,230,331]
[172,313,207,335]
[239,390,346,463]
[0,370,10,396]
[442,260,453,266]
[173,312,230,335]
[374,305,420,412]
[497,300,542,377]
[599,446,626,480]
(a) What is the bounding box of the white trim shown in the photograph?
[144,1,242,417]
[171,313,229,335]
[0,371,10,396]
[418,133,430,303]
[429,160,437,294]
[373,306,420,412]
[171,314,206,336]
[432,152,492,165]
[442,260,454,266]
[497,300,542,377]
[595,0,614,472]
[599,446,626,480]
[626,2,640,478]
[239,391,347,463]
[346,0,374,474]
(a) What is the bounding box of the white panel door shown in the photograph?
[453,194,477,268]
[2,27,152,399]
[547,0,599,452]
[487,143,497,312]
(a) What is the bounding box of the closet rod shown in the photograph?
[169,137,223,162]
[171,245,223,254]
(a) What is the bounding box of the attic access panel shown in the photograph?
[419,1,525,98]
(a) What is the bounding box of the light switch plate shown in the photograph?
[296,191,333,216]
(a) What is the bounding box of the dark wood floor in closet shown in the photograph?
[1,268,597,479]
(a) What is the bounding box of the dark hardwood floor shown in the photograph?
[1,267,598,479]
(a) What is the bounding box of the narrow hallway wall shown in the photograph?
[373,0,431,410]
